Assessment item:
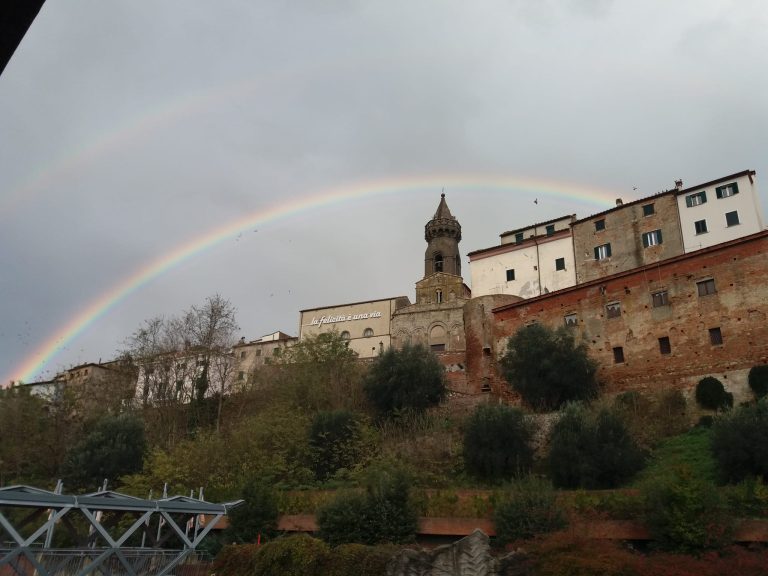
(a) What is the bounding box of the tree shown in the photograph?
[462,404,534,481]
[225,479,278,543]
[695,377,733,411]
[123,294,239,439]
[273,331,362,412]
[63,413,146,490]
[500,324,598,412]
[308,410,372,481]
[363,344,446,417]
[710,400,768,483]
[748,365,768,400]
[317,469,417,546]
[547,404,643,489]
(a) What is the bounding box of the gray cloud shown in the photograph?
[1,0,767,383]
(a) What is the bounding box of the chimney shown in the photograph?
[675,179,683,190]
[615,198,623,206]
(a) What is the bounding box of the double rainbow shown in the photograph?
[9,175,619,384]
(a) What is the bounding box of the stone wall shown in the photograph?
[572,191,684,283]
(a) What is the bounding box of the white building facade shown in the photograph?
[676,170,763,253]
[468,215,577,298]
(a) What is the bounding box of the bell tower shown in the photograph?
[424,193,462,278]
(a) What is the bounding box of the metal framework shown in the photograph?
[0,485,242,576]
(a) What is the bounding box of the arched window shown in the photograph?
[436,289,443,304]
[340,331,351,340]
[429,325,446,352]
[434,253,443,273]
[363,327,374,337]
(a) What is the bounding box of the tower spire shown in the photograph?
[424,193,462,278]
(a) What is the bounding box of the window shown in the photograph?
[685,191,707,207]
[506,268,515,282]
[697,278,716,296]
[546,224,555,236]
[255,348,262,357]
[642,203,655,216]
[240,351,246,359]
[555,257,566,271]
[659,337,671,355]
[273,347,281,356]
[515,232,524,244]
[694,219,708,234]
[434,253,443,273]
[363,327,374,337]
[652,290,669,307]
[725,211,740,227]
[564,313,578,327]
[594,243,612,260]
[709,327,723,345]
[436,289,443,303]
[613,347,625,363]
[595,219,605,231]
[340,331,351,340]
[642,229,663,247]
[606,301,621,318]
[237,371,244,381]
[716,182,739,198]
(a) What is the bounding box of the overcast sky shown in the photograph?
[2,0,767,384]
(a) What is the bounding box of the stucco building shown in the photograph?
[468,215,577,298]
[299,296,410,359]
[232,331,297,383]
[675,170,763,253]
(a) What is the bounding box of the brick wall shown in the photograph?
[491,231,768,401]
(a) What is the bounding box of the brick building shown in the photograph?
[487,231,768,402]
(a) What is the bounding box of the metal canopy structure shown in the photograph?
[0,485,242,576]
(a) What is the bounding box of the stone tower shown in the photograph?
[424,193,462,278]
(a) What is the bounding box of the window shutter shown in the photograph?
[642,233,649,248]
[686,196,693,207]
[594,246,599,260]
[657,229,663,244]
[733,182,739,195]
[701,192,707,204]
[716,187,723,199]
[606,243,612,257]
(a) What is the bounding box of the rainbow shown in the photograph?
[9,175,619,384]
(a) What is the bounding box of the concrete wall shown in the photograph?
[491,231,768,401]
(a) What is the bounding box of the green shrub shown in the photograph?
[212,543,261,576]
[614,389,690,449]
[317,470,417,546]
[225,479,278,544]
[250,534,330,576]
[493,477,566,545]
[462,404,534,482]
[748,365,768,399]
[322,543,397,576]
[695,377,733,411]
[643,467,733,553]
[724,477,768,518]
[500,324,598,411]
[363,344,446,416]
[711,400,768,483]
[547,405,644,489]
[309,410,370,481]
